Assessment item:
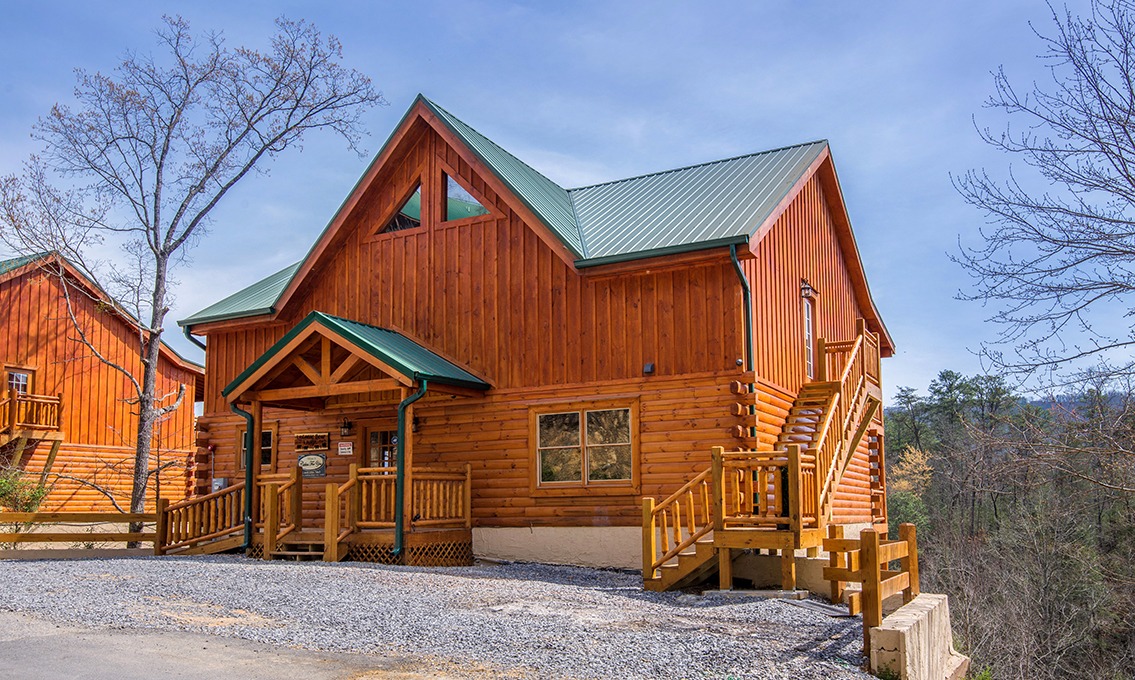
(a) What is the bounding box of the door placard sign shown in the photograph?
[297,453,327,478]
[337,441,354,456]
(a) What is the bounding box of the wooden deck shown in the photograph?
[0,388,65,485]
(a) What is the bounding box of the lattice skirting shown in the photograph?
[347,539,473,566]
[247,544,264,559]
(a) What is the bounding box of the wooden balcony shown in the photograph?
[0,389,64,437]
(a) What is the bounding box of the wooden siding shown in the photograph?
[743,174,881,524]
[198,121,883,528]
[0,267,198,511]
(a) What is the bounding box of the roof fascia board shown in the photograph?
[417,104,581,269]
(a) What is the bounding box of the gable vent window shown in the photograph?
[380,183,423,234]
[444,174,489,221]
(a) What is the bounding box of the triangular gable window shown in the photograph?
[444,174,489,222]
[380,183,422,234]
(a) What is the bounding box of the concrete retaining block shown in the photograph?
[870,593,969,680]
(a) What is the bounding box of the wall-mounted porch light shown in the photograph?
[800,279,815,299]
[340,418,354,437]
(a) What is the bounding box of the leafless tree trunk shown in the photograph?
[0,15,385,524]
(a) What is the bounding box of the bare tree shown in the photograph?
[0,15,384,519]
[955,0,1135,385]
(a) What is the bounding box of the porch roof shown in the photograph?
[223,311,490,402]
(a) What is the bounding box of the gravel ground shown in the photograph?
[0,556,872,679]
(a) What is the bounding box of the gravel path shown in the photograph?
[0,556,872,679]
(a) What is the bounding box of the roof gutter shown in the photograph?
[393,379,429,558]
[183,325,206,352]
[575,235,749,269]
[729,243,754,373]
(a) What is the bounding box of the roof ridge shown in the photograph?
[566,139,829,192]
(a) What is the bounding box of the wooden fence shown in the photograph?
[824,523,920,651]
[0,511,157,550]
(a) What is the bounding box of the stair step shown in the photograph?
[271,550,325,558]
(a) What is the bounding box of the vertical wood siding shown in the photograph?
[0,268,198,511]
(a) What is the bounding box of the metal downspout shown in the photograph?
[230,403,255,551]
[730,244,754,373]
[393,379,429,558]
[183,325,207,351]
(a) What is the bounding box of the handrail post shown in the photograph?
[816,337,827,381]
[55,392,64,430]
[642,497,656,579]
[154,498,169,556]
[263,483,279,560]
[291,465,303,530]
[899,523,919,603]
[348,463,360,533]
[323,482,339,562]
[463,463,472,530]
[8,388,17,432]
[861,528,881,653]
[710,446,725,531]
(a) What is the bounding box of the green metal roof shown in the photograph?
[422,97,585,257]
[179,262,301,327]
[0,252,52,277]
[182,97,831,326]
[569,141,828,261]
[223,311,490,396]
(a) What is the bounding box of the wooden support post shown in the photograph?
[642,497,656,579]
[828,524,846,604]
[861,528,882,653]
[347,463,359,533]
[780,548,797,591]
[711,446,725,532]
[7,388,17,432]
[263,484,279,559]
[899,523,920,603]
[55,393,63,430]
[323,482,339,562]
[403,390,414,534]
[290,465,303,529]
[38,439,62,486]
[9,435,28,469]
[718,547,733,590]
[787,444,803,534]
[463,463,473,530]
[154,498,169,556]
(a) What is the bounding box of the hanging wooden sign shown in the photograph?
[295,432,330,452]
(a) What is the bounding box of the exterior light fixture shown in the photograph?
[340,418,354,437]
[800,280,815,299]
[643,362,655,375]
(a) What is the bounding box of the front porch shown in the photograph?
[156,311,489,563]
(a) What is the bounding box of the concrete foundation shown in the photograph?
[472,526,640,570]
[869,593,970,680]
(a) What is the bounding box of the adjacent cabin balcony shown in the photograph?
[1,389,64,437]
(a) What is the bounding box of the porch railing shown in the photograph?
[1,389,63,434]
[156,483,244,554]
[261,466,303,559]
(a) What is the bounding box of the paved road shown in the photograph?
[0,611,442,680]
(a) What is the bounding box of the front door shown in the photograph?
[365,427,398,470]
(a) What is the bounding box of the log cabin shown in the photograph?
[0,252,203,511]
[172,95,893,590]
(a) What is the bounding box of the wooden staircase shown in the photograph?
[643,320,885,592]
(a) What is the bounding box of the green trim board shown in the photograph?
[223,311,491,399]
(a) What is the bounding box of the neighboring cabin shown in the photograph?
[0,253,203,511]
[175,95,893,582]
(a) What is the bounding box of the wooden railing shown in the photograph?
[824,523,919,651]
[642,468,712,579]
[0,511,156,549]
[324,463,472,562]
[1,390,63,434]
[714,446,807,531]
[156,483,245,554]
[261,466,303,559]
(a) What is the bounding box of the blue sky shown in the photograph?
[0,1,1077,400]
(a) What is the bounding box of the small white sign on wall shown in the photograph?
[337,441,354,456]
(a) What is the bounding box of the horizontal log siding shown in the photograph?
[199,372,739,528]
[0,268,197,511]
[743,174,880,524]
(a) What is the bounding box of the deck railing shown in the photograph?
[642,468,712,579]
[261,466,303,559]
[324,463,473,562]
[156,483,245,554]
[0,390,63,434]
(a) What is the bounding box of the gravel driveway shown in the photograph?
[0,556,872,679]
